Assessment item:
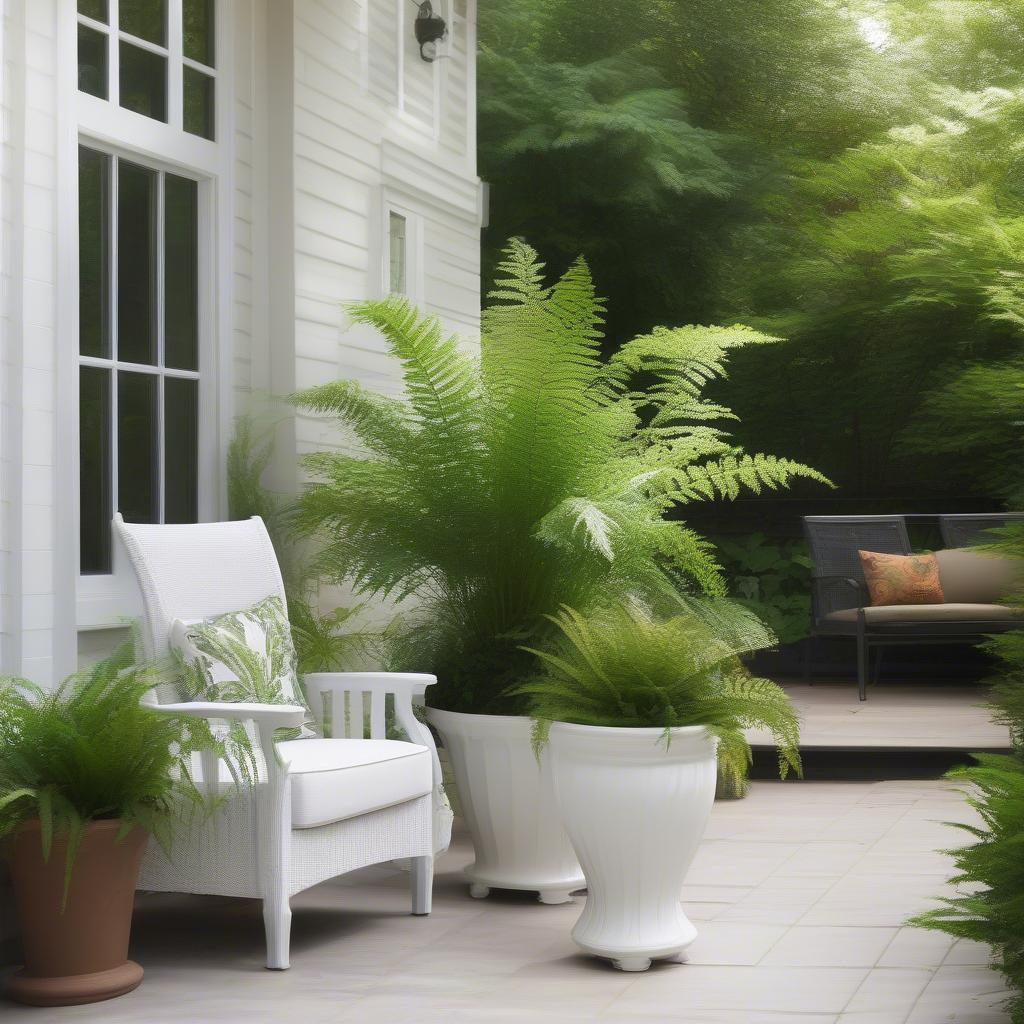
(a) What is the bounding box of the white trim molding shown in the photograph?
[61,0,236,632]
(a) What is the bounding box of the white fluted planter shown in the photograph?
[548,722,719,971]
[426,709,585,903]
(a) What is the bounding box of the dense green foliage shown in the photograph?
[0,646,236,899]
[713,534,813,644]
[911,521,1024,1021]
[291,241,826,715]
[227,417,380,674]
[517,602,801,785]
[479,0,1024,508]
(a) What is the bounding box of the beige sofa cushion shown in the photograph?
[826,603,1018,625]
[935,548,1023,604]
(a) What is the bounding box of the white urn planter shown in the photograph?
[548,722,718,971]
[425,708,585,903]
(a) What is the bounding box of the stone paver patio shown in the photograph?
[3,778,1011,1023]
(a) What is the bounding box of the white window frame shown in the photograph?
[379,194,425,306]
[63,0,234,631]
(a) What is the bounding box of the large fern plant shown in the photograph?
[517,601,801,784]
[292,240,828,714]
[911,520,1024,1021]
[0,644,243,900]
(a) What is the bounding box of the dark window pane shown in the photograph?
[117,161,157,364]
[183,0,215,66]
[164,175,198,370]
[77,24,107,99]
[119,0,166,45]
[118,372,158,523]
[78,147,110,357]
[80,367,111,574]
[164,378,198,523]
[78,0,108,22]
[119,42,166,122]
[183,67,215,140]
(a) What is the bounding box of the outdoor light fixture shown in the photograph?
[413,0,447,62]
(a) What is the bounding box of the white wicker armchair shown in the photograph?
[113,514,452,969]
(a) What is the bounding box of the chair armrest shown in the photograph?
[152,702,306,782]
[810,575,867,619]
[302,672,436,698]
[152,702,307,728]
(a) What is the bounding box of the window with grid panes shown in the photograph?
[78,146,200,574]
[77,0,216,140]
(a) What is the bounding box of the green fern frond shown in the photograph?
[515,602,801,781]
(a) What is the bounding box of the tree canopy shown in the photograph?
[478,0,1024,508]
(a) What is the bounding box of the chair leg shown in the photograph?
[411,854,433,916]
[855,609,869,702]
[263,892,292,970]
[857,637,868,702]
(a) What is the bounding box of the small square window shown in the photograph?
[389,212,407,295]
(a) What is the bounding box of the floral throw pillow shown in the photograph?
[858,550,945,607]
[170,595,317,741]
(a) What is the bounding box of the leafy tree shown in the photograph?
[721,80,1024,500]
[478,0,880,346]
[480,0,1024,512]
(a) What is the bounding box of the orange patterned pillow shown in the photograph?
[858,550,945,606]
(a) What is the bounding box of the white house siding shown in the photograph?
[289,0,481,467]
[0,0,74,687]
[0,0,481,685]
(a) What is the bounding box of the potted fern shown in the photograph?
[0,645,233,1006]
[292,239,825,902]
[519,601,801,972]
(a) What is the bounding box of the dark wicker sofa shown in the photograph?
[803,514,1024,700]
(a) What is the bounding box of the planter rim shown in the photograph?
[548,721,719,765]
[548,722,713,739]
[425,707,529,725]
[13,818,138,839]
[425,708,536,733]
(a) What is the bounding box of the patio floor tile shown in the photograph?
[0,778,1010,1023]
[761,925,898,968]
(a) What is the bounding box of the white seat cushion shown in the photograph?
[278,738,432,829]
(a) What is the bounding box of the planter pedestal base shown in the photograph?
[426,709,586,904]
[613,957,652,973]
[468,881,578,904]
[537,889,575,905]
[7,961,144,1007]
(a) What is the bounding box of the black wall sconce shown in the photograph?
[413,0,447,62]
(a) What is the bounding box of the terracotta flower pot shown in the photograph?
[5,819,147,1006]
